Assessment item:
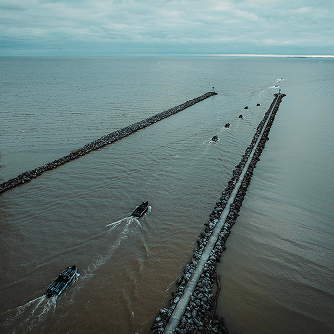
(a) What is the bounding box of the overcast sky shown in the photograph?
[0,0,333,56]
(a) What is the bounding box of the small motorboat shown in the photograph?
[131,201,149,218]
[256,103,260,106]
[46,265,77,298]
[224,123,230,128]
[238,114,243,119]
[211,135,219,142]
[244,106,248,109]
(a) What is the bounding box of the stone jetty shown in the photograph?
[0,91,217,195]
[151,93,286,334]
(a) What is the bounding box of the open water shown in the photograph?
[0,56,333,334]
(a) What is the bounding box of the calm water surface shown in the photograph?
[0,56,333,333]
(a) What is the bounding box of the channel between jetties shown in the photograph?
[0,91,217,195]
[151,93,286,334]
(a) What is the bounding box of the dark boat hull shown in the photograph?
[131,201,149,218]
[211,135,219,142]
[46,265,77,298]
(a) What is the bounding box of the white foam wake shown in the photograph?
[4,294,57,331]
[80,215,145,278]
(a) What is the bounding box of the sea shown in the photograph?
[0,56,333,334]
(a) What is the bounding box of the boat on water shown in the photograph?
[46,265,77,298]
[211,135,219,142]
[131,201,149,218]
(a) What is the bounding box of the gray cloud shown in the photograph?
[0,0,333,55]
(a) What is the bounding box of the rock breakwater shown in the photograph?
[151,93,286,334]
[0,92,217,195]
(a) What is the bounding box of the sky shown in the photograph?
[0,0,333,56]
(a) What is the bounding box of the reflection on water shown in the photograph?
[0,57,333,334]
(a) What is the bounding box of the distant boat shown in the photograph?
[46,265,77,298]
[238,115,243,119]
[131,201,149,218]
[211,135,219,142]
[224,123,230,128]
[244,106,248,109]
[257,103,260,106]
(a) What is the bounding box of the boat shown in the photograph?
[131,201,149,218]
[211,135,219,142]
[238,114,243,119]
[224,123,230,128]
[46,265,77,298]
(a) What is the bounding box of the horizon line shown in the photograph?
[1,53,333,58]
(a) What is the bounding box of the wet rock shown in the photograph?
[1,92,218,195]
[150,93,286,334]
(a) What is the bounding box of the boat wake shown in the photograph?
[2,272,80,332]
[3,295,57,332]
[105,207,151,229]
[270,78,284,90]
[79,212,149,280]
[220,126,231,132]
[202,139,221,156]
[105,216,136,229]
[235,116,253,128]
[1,212,150,332]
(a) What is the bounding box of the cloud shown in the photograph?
[0,0,333,55]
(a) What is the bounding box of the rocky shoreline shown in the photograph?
[151,93,286,334]
[0,91,217,195]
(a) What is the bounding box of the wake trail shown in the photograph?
[2,214,148,331]
[2,272,81,332]
[104,216,141,229]
[3,295,57,332]
[81,213,148,278]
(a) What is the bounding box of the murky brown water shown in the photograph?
[1,57,333,333]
